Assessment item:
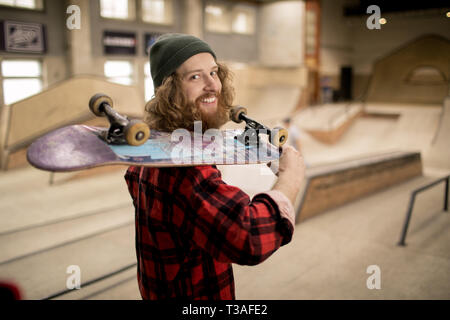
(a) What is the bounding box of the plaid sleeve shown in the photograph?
[177,166,294,266]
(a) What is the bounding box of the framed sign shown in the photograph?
[0,20,46,53]
[103,31,136,55]
[144,33,163,55]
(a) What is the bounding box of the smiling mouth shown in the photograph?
[200,95,217,104]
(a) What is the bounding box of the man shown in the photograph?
[124,34,305,300]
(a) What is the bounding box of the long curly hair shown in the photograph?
[144,62,235,132]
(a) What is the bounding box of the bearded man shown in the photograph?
[124,33,305,300]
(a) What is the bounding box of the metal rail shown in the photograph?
[398,175,449,246]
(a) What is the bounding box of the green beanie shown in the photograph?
[150,33,217,88]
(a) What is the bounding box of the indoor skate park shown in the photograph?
[0,0,449,300]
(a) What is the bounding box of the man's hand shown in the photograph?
[272,145,305,205]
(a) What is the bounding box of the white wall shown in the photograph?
[320,0,353,75]
[259,1,305,67]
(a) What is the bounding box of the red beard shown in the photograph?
[188,93,229,132]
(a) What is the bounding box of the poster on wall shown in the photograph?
[0,20,46,53]
[144,33,163,55]
[103,31,136,55]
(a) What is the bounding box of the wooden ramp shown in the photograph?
[0,76,145,171]
[296,151,423,223]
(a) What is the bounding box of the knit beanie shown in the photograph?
[150,33,217,88]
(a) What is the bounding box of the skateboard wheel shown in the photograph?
[89,93,113,117]
[270,127,288,147]
[124,120,150,146]
[230,106,247,123]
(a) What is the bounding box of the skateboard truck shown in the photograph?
[89,93,150,146]
[230,106,288,148]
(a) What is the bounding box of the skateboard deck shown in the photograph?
[27,125,281,172]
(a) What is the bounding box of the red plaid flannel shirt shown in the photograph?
[124,165,294,300]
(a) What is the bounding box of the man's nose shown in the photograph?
[204,74,219,92]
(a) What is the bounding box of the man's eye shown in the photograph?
[191,74,200,80]
[211,71,218,77]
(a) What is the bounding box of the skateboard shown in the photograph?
[26,93,288,172]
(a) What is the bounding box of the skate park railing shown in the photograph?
[397,174,449,246]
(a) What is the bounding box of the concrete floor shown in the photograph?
[0,100,449,300]
[234,171,450,300]
[0,163,448,300]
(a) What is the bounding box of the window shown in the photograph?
[205,3,231,33]
[405,66,447,85]
[104,60,133,85]
[1,59,43,105]
[142,0,173,25]
[144,62,154,101]
[0,0,43,10]
[231,6,255,35]
[100,0,135,20]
